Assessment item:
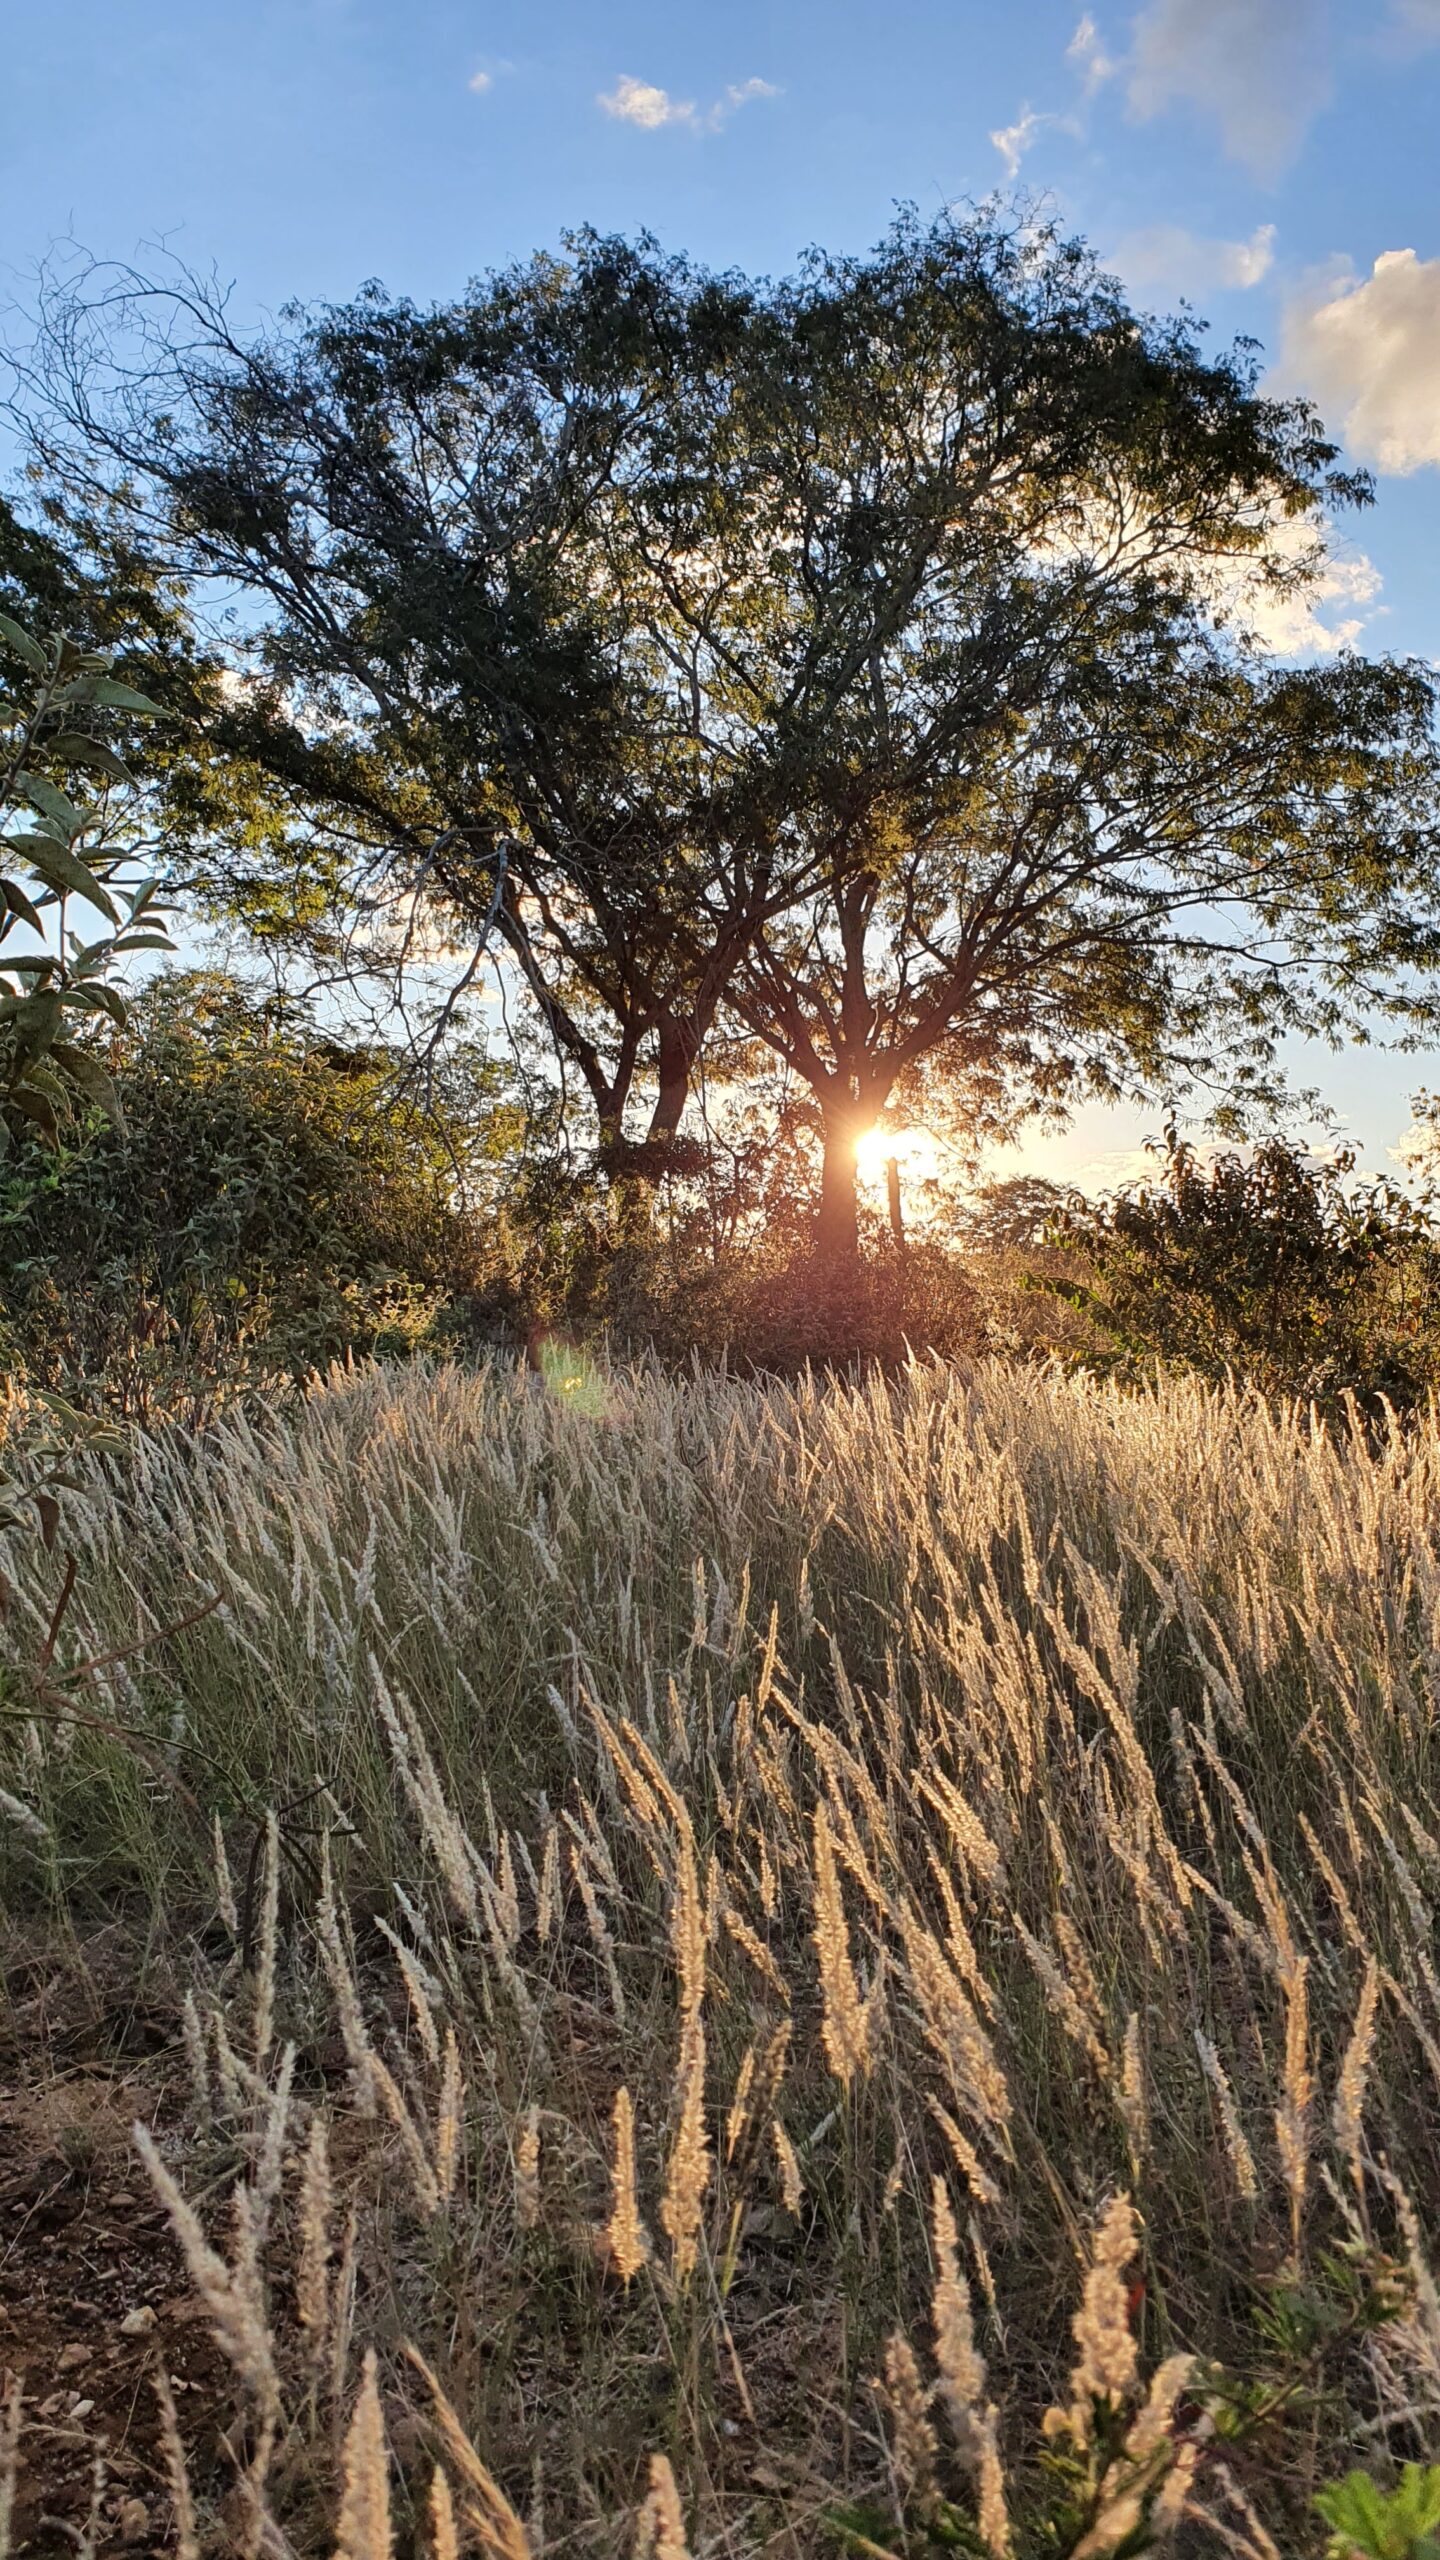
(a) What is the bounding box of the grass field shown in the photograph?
[4,1351,1440,2557]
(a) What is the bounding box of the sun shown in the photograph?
[854,1124,943,1187]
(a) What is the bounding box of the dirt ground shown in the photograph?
[0,1937,226,2558]
[0,1932,863,2559]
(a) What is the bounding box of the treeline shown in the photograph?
[6,968,1440,1412]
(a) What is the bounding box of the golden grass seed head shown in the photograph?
[882,2328,939,2502]
[608,2085,650,2284]
[659,2015,711,2285]
[335,2349,393,2560]
[1069,2193,1140,2416]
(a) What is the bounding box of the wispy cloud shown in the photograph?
[1067,13,1118,94]
[1127,0,1330,179]
[1109,220,1277,296]
[1243,534,1382,657]
[989,106,1072,179]
[1283,249,1440,474]
[988,17,1107,183]
[468,69,493,94]
[597,72,780,134]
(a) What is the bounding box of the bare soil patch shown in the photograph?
[0,1943,225,2556]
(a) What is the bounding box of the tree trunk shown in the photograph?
[886,1155,905,1250]
[816,1113,862,1265]
[645,1015,697,1157]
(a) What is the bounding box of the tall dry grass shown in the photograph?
[4,1351,1440,2553]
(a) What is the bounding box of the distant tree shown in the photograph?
[957,1176,1074,1252]
[22,211,1440,1260]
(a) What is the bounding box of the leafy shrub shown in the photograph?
[1318,2467,1440,2560]
[0,970,518,1405]
[1042,1136,1440,1407]
[566,1232,984,1374]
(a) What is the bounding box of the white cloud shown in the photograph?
[1206,512,1383,656]
[468,68,493,94]
[1283,248,1440,474]
[1127,0,1331,178]
[1244,543,1382,656]
[599,74,694,128]
[597,71,779,134]
[1042,484,1382,659]
[1110,220,1276,297]
[989,107,1067,178]
[1067,13,1118,93]
[987,16,1113,186]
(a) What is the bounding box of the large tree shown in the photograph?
[21,211,1440,1255]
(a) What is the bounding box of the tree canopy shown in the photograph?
[22,207,1440,1256]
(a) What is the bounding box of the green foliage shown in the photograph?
[0,488,311,931]
[832,2248,1419,2560]
[0,1386,125,1548]
[28,214,1440,1262]
[576,1233,983,1374]
[1042,1135,1440,1405]
[0,971,521,1404]
[0,604,174,1148]
[1317,2468,1440,2560]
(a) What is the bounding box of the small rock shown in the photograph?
[118,2495,150,2544]
[119,2304,157,2337]
[56,2342,92,2373]
[69,2396,95,2419]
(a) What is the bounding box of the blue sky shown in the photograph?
[5,0,1440,1184]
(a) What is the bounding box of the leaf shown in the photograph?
[10,990,64,1051]
[7,1083,60,1144]
[68,982,129,1026]
[110,931,176,955]
[1,878,45,935]
[1317,2468,1440,2560]
[49,1040,125,1129]
[0,612,46,676]
[57,638,111,676]
[53,675,164,716]
[48,734,133,784]
[21,1061,69,1104]
[9,835,121,924]
[15,772,85,839]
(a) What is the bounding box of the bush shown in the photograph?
[560,1231,984,1374]
[0,970,518,1406]
[1041,1136,1440,1407]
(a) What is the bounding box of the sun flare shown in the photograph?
[854,1123,943,1187]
